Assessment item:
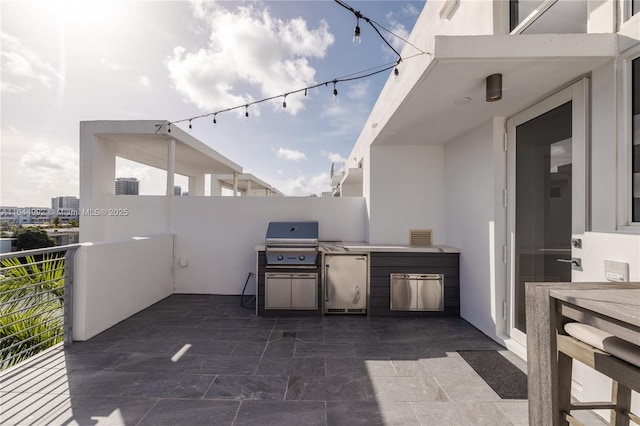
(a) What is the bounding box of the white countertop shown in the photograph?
[255,242,460,253]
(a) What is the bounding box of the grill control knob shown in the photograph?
[298,255,305,261]
[277,255,284,261]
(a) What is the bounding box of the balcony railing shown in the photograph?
[0,244,79,370]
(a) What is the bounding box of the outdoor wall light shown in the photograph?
[486,73,502,102]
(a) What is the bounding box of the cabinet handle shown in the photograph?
[325,264,330,301]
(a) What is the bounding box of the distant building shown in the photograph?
[46,228,79,246]
[51,196,79,210]
[0,206,52,224]
[174,186,182,196]
[115,177,139,195]
[51,196,79,223]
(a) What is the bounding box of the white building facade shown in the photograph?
[342,0,639,415]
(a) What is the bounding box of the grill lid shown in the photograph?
[265,221,318,247]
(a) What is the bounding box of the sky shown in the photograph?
[0,0,424,206]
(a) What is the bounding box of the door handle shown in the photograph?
[556,257,581,267]
[325,264,330,301]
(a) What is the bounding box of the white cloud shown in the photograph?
[402,4,420,17]
[0,32,61,93]
[385,11,413,52]
[139,75,151,88]
[327,152,347,163]
[167,2,334,115]
[347,81,370,100]
[276,172,330,196]
[100,56,129,72]
[6,142,80,205]
[276,147,307,161]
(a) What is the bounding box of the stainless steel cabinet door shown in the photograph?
[265,274,291,309]
[325,255,367,310]
[390,274,444,311]
[390,275,415,311]
[416,276,444,311]
[291,275,318,309]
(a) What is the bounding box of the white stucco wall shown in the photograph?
[368,145,445,245]
[444,119,506,342]
[171,197,367,294]
[73,234,174,341]
[104,196,170,240]
[349,0,502,215]
[590,61,617,231]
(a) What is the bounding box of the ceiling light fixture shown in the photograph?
[486,73,502,102]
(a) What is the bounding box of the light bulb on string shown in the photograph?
[245,105,249,118]
[168,123,171,133]
[304,88,307,96]
[282,94,287,109]
[353,17,361,45]
[189,120,192,130]
[213,114,217,125]
[333,81,338,100]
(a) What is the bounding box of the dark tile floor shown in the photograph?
[0,295,603,425]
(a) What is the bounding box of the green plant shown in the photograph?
[14,227,55,251]
[0,254,65,370]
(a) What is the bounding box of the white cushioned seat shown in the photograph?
[565,322,640,368]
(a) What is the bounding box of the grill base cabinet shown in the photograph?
[390,274,444,311]
[370,252,459,317]
[265,273,317,310]
[257,251,322,316]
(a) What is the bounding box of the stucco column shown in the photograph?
[166,138,175,196]
[210,175,223,196]
[233,173,238,197]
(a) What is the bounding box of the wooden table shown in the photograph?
[526,282,640,425]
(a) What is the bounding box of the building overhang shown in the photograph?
[87,120,242,176]
[341,168,363,186]
[372,33,618,146]
[213,173,283,196]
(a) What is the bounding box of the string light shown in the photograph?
[159,53,428,132]
[353,16,361,45]
[157,1,432,133]
[335,0,416,64]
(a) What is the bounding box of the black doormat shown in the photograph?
[458,350,528,399]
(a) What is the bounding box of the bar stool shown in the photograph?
[557,322,640,426]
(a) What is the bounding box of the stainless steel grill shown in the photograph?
[264,221,319,268]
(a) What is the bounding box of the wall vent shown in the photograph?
[410,229,432,246]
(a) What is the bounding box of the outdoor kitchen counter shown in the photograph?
[254,242,460,253]
[255,243,461,317]
[318,242,460,253]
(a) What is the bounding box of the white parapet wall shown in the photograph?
[171,196,367,294]
[93,195,368,295]
[73,234,174,341]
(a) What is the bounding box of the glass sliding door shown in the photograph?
[507,80,588,344]
[514,102,572,333]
